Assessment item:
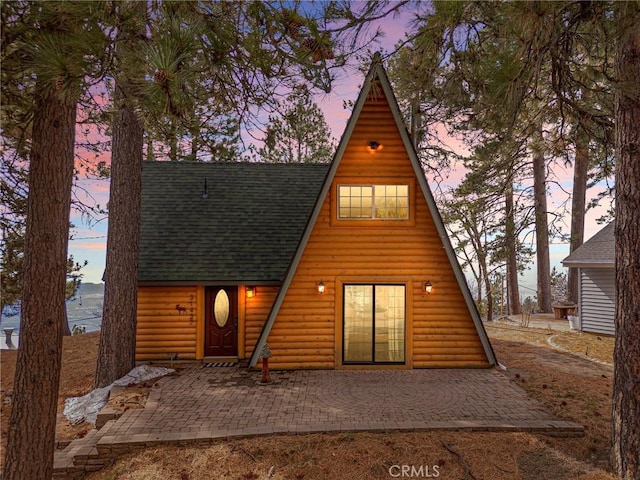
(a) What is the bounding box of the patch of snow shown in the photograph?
[63,365,174,425]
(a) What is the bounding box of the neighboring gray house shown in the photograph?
[562,222,615,335]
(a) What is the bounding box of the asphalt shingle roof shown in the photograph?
[139,161,329,283]
[562,221,615,265]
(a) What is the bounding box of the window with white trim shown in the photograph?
[338,185,409,220]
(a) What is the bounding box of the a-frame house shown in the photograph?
[246,57,496,369]
[135,57,496,369]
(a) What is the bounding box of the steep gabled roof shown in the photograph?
[139,161,328,284]
[562,222,615,267]
[249,56,497,367]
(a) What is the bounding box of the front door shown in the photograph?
[205,286,238,357]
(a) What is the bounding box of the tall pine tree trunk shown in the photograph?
[169,120,179,161]
[3,84,76,480]
[95,4,145,387]
[532,133,552,313]
[567,125,589,304]
[505,184,521,314]
[483,268,493,322]
[190,124,199,161]
[95,82,144,387]
[63,302,71,336]
[612,7,640,478]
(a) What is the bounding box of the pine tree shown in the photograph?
[1,3,107,477]
[440,186,498,321]
[611,4,640,477]
[257,86,336,163]
[139,1,402,162]
[531,129,552,313]
[391,2,637,475]
[0,12,92,324]
[566,122,589,303]
[439,144,532,321]
[3,77,76,480]
[389,1,618,315]
[95,1,146,389]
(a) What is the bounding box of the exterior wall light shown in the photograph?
[246,286,256,298]
[424,281,433,294]
[368,140,381,151]
[317,280,326,294]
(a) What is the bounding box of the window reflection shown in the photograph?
[343,285,373,362]
[338,185,408,219]
[344,284,405,363]
[214,289,230,327]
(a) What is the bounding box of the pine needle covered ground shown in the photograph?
[0,321,616,479]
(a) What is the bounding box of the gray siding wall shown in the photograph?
[579,267,615,335]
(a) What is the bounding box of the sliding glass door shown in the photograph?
[343,284,405,364]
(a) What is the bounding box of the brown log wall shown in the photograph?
[136,285,278,362]
[264,87,489,369]
[136,286,199,361]
[244,286,279,358]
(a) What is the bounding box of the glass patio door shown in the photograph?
[343,284,405,364]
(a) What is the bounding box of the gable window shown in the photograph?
[338,185,409,219]
[343,284,405,364]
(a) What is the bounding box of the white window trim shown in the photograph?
[337,184,409,220]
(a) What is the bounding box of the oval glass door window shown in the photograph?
[214,290,230,327]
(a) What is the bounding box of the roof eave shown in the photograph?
[137,280,283,287]
[562,260,615,268]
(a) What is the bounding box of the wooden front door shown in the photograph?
[205,286,238,357]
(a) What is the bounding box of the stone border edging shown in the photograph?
[547,335,613,367]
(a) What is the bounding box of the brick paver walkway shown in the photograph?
[54,366,583,477]
[99,366,581,444]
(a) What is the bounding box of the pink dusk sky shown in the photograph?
[68,8,613,292]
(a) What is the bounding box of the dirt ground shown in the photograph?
[0,324,618,479]
[0,331,100,463]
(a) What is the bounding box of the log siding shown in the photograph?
[137,64,495,370]
[136,284,279,361]
[244,286,279,359]
[263,91,490,369]
[136,286,199,361]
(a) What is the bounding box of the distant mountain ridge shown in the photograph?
[1,283,105,347]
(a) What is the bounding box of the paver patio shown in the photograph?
[54,366,583,477]
[99,366,582,442]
